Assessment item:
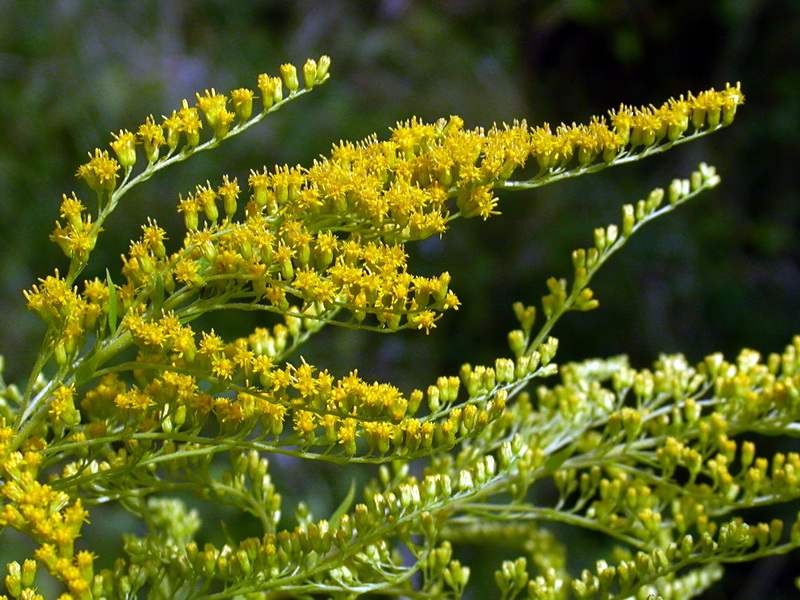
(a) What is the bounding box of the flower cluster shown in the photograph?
[0,428,95,600]
[23,272,108,366]
[11,60,799,600]
[25,79,745,395]
[76,320,516,461]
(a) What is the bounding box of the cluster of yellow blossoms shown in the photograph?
[0,424,95,600]
[20,68,745,463]
[31,78,745,352]
[10,64,751,599]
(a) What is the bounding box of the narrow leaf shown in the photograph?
[153,272,165,315]
[106,269,118,333]
[330,479,357,526]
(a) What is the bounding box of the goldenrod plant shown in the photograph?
[0,56,796,600]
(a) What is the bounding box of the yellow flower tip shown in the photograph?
[49,384,79,426]
[663,98,691,141]
[257,74,275,110]
[608,106,634,145]
[137,115,165,162]
[302,59,317,90]
[410,310,439,334]
[316,55,331,82]
[280,63,299,93]
[689,83,745,129]
[109,129,137,169]
[161,111,182,152]
[59,193,86,231]
[195,88,228,129]
[721,81,745,126]
[629,109,661,148]
[456,186,500,220]
[195,182,219,223]
[76,149,120,195]
[141,219,168,259]
[176,99,203,147]
[114,386,156,412]
[217,175,240,218]
[230,88,254,121]
[213,109,235,139]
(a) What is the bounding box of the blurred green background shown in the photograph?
[1,1,798,598]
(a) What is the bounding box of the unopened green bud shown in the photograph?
[668,178,688,204]
[316,55,331,82]
[5,562,21,599]
[622,204,636,236]
[540,336,558,366]
[770,519,784,545]
[20,560,36,590]
[635,551,652,576]
[443,560,470,593]
[427,385,440,411]
[119,575,132,596]
[354,503,370,533]
[790,519,800,545]
[594,227,607,252]
[495,358,515,383]
[572,248,586,271]
[420,511,438,539]
[499,442,514,469]
[575,287,599,311]
[508,329,527,356]
[690,169,703,191]
[586,247,599,269]
[606,224,619,246]
[617,560,635,591]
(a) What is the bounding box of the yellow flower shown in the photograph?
[75,149,120,195]
[110,129,137,168]
[338,419,358,456]
[195,88,228,129]
[198,330,225,357]
[230,88,254,121]
[257,74,282,109]
[293,410,317,441]
[48,385,77,425]
[211,356,236,380]
[114,387,155,411]
[137,115,165,162]
[176,99,203,147]
[280,63,299,93]
[409,310,439,334]
[173,259,205,288]
[58,193,85,230]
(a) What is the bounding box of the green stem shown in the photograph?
[525,170,720,355]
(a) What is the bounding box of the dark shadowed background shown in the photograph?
[1,1,798,598]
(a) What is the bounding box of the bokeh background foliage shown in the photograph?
[0,1,798,598]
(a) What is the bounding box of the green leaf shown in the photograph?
[330,479,357,526]
[74,348,101,387]
[106,269,118,333]
[544,442,577,473]
[153,272,165,315]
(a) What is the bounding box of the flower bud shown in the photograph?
[508,329,527,356]
[5,562,21,599]
[593,227,607,252]
[110,130,137,169]
[316,55,331,82]
[302,59,317,89]
[280,63,299,93]
[620,204,635,238]
[230,88,254,122]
